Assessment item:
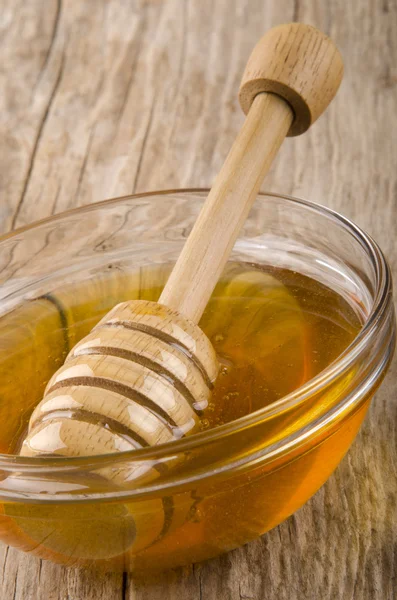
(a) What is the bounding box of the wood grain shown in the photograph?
[239,23,343,136]
[0,0,396,599]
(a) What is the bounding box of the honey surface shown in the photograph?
[0,261,361,454]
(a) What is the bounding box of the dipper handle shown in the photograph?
[160,23,343,323]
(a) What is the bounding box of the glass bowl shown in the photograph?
[0,190,394,573]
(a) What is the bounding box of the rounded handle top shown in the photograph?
[239,23,344,136]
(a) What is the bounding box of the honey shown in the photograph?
[0,261,361,453]
[0,261,363,570]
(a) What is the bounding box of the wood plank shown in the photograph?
[0,0,396,598]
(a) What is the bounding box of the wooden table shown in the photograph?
[1,1,396,598]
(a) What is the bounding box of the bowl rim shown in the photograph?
[0,189,393,474]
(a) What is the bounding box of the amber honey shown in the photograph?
[0,261,363,570]
[0,261,361,453]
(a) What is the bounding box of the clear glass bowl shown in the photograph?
[0,190,394,573]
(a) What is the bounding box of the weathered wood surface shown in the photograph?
[0,0,396,598]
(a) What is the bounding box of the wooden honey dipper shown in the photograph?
[20,23,343,460]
